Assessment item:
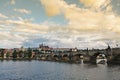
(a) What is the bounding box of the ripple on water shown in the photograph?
[0,60,120,80]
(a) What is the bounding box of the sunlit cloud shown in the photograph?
[0,0,120,48]
[80,0,111,11]
[40,0,120,34]
[41,0,67,16]
[40,0,120,48]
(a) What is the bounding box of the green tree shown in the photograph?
[28,48,32,58]
[12,50,17,58]
[23,51,27,58]
[6,52,10,58]
[1,49,4,58]
[18,50,23,58]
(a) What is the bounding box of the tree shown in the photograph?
[6,52,10,59]
[28,48,32,58]
[12,50,17,58]
[23,50,27,58]
[18,50,23,58]
[1,49,4,58]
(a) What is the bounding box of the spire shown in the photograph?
[39,43,43,48]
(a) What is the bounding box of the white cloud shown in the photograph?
[40,0,120,48]
[40,0,120,34]
[80,0,111,11]
[0,18,46,48]
[10,0,15,5]
[14,8,31,14]
[0,31,28,48]
[0,17,119,48]
[0,13,8,19]
[0,0,120,48]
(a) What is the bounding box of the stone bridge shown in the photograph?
[35,52,85,63]
[90,52,107,63]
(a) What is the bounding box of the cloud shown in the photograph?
[0,20,49,34]
[4,0,15,6]
[14,8,31,14]
[0,18,49,48]
[40,0,120,48]
[41,0,60,16]
[10,0,15,5]
[0,32,27,48]
[0,0,120,48]
[41,0,67,16]
[0,17,119,48]
[0,13,8,19]
[40,0,120,34]
[80,0,111,11]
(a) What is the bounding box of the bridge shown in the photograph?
[34,52,85,63]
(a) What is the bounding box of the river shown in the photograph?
[0,60,120,80]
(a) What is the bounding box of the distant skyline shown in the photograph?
[0,0,120,49]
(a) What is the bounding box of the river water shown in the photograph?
[0,60,120,80]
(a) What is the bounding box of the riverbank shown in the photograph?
[0,58,89,63]
[0,58,119,65]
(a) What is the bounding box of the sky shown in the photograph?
[0,0,120,49]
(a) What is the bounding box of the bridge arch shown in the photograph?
[90,52,107,61]
[72,53,84,61]
[62,54,69,57]
[61,54,69,61]
[52,54,59,61]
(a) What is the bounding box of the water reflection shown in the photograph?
[0,60,119,80]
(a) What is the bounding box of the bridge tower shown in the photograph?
[106,45,112,56]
